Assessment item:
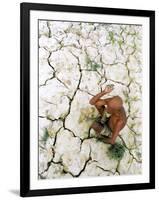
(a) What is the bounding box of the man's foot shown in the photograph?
[103,138,115,145]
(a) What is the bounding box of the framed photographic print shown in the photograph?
[20,2,155,197]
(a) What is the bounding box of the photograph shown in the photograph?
[38,20,143,179]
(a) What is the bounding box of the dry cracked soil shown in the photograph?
[38,21,142,179]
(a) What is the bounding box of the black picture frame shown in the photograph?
[20,2,155,197]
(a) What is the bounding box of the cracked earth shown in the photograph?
[38,21,142,179]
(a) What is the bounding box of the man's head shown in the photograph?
[107,96,123,110]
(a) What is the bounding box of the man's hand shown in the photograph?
[103,85,114,94]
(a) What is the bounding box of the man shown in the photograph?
[89,85,127,145]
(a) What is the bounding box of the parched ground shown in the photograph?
[38,20,142,179]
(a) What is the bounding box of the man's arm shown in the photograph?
[89,91,109,116]
[89,86,114,105]
[89,87,114,116]
[89,91,107,105]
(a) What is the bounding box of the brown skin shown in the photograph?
[89,86,127,145]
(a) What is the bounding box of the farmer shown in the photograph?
[89,85,127,145]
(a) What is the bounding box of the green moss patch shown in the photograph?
[107,143,125,160]
[42,128,49,142]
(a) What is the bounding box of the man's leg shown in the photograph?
[103,120,124,144]
[90,121,103,134]
[91,121,110,140]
